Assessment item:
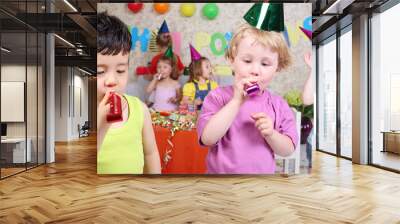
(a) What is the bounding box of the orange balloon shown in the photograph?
[153,3,169,14]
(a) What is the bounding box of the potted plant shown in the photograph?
[284,90,314,144]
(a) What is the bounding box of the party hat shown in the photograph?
[243,3,284,32]
[299,26,312,40]
[189,44,202,62]
[158,20,170,34]
[164,45,174,59]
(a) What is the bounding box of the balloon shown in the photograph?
[180,3,196,17]
[127,3,143,14]
[153,3,169,14]
[202,3,219,20]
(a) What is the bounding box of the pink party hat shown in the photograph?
[189,44,201,62]
[299,26,312,40]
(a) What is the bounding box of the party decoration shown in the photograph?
[194,32,211,51]
[214,65,232,76]
[180,3,196,17]
[170,32,182,57]
[202,3,219,20]
[149,30,158,52]
[158,20,170,34]
[299,26,312,40]
[136,66,151,75]
[210,32,227,56]
[127,3,143,14]
[189,44,202,62]
[243,3,284,32]
[150,109,197,168]
[163,45,174,59]
[154,3,169,14]
[303,16,312,31]
[130,27,150,52]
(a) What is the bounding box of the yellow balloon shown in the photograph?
[180,3,196,17]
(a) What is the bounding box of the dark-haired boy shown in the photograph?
[97,12,161,174]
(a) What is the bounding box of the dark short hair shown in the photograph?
[97,12,131,55]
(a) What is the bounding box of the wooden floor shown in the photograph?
[1,135,400,223]
[373,151,400,171]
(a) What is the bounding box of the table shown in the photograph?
[381,131,400,154]
[1,138,31,163]
[153,126,208,174]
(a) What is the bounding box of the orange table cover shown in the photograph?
[153,125,208,174]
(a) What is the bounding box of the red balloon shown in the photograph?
[127,3,143,13]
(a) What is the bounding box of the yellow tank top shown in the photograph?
[97,95,144,174]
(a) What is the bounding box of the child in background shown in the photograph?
[146,20,185,106]
[197,22,299,174]
[97,12,161,174]
[181,45,218,111]
[148,20,185,76]
[146,52,181,112]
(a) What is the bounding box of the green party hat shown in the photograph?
[243,3,284,32]
[164,45,174,58]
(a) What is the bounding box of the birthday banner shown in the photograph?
[99,3,311,78]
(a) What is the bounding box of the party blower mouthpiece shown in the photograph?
[245,83,260,96]
[106,92,123,123]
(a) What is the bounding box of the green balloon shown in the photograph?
[202,3,219,20]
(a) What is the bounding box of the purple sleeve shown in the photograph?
[275,96,299,150]
[196,88,224,146]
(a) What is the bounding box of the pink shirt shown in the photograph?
[152,85,179,111]
[197,86,298,174]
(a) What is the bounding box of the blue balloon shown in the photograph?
[303,16,312,31]
[224,32,233,41]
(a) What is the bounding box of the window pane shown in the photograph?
[340,29,352,158]
[318,37,337,154]
[371,3,400,171]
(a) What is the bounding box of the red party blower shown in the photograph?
[106,92,123,123]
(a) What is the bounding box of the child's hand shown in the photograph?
[232,76,258,103]
[251,112,275,139]
[154,73,162,81]
[304,51,312,69]
[168,97,178,104]
[97,92,112,130]
[194,98,202,106]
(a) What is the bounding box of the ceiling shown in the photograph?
[311,0,391,43]
[0,0,98,75]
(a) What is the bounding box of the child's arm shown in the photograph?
[175,84,182,104]
[301,52,313,105]
[180,83,194,105]
[141,102,161,174]
[251,113,295,157]
[146,76,159,94]
[97,92,112,151]
[181,96,190,105]
[201,77,257,146]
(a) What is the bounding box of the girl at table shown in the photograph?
[181,45,218,111]
[146,48,181,112]
[197,4,299,174]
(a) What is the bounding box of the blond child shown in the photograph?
[197,24,298,174]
